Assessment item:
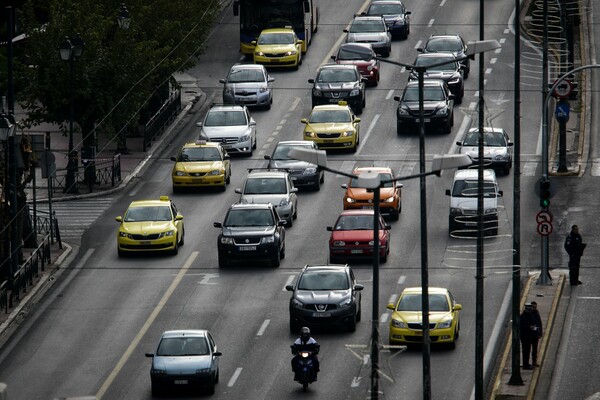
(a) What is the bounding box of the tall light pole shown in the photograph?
[0,113,17,306]
[116,3,132,155]
[288,147,472,399]
[59,34,85,194]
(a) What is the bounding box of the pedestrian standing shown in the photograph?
[520,303,535,370]
[530,301,543,367]
[564,224,586,286]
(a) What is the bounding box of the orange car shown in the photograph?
[341,167,402,220]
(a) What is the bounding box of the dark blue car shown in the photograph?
[363,0,411,40]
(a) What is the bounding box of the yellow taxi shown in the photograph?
[301,102,361,152]
[252,27,303,69]
[387,287,462,349]
[115,196,185,257]
[342,167,402,220]
[171,140,231,192]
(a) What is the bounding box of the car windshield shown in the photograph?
[178,147,221,162]
[204,110,247,127]
[258,32,295,45]
[297,271,350,290]
[272,144,309,160]
[335,215,379,230]
[426,38,463,52]
[228,68,265,83]
[124,206,172,222]
[309,110,352,123]
[338,47,372,61]
[317,69,358,83]
[368,4,405,15]
[157,337,209,356]
[451,180,498,198]
[349,20,386,33]
[403,87,445,102]
[349,172,394,187]
[244,177,287,194]
[224,209,274,227]
[397,293,449,312]
[462,131,506,147]
[415,56,457,71]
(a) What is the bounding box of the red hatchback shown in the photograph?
[331,43,381,86]
[327,209,391,263]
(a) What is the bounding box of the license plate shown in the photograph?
[324,139,333,143]
[414,331,422,336]
[291,177,298,181]
[416,118,431,123]
[351,249,363,254]
[329,98,340,103]
[140,241,151,245]
[312,312,331,317]
[239,245,257,251]
[362,206,373,209]
[174,380,188,385]
[270,59,278,62]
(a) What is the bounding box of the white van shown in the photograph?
[445,169,503,236]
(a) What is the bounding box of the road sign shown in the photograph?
[555,100,570,122]
[536,210,553,224]
[537,221,553,236]
[552,79,573,98]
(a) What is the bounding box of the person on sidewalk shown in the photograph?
[564,224,586,285]
[530,301,543,367]
[520,303,535,370]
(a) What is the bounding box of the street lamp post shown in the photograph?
[116,3,132,155]
[288,147,471,399]
[0,113,17,306]
[59,34,85,194]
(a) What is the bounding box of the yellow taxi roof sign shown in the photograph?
[338,101,348,106]
[159,196,170,201]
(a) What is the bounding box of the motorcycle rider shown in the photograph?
[291,327,320,380]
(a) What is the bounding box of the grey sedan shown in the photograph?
[456,127,513,175]
[220,63,274,110]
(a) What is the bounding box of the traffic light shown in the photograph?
[540,180,551,208]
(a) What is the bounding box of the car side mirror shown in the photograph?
[384,224,391,230]
[268,76,275,82]
[175,215,184,221]
[235,188,242,194]
[224,154,230,160]
[341,183,348,189]
[291,187,299,193]
[116,216,123,222]
[145,353,154,358]
[449,94,455,100]
[300,118,308,124]
[250,121,257,126]
[170,156,177,161]
[264,155,271,160]
[308,79,315,84]
[453,304,463,311]
[386,303,395,310]
[393,95,401,101]
[213,351,222,357]
[285,284,294,291]
[278,220,287,226]
[196,122,203,127]
[417,47,424,53]
[343,28,349,33]
[326,226,333,231]
[354,117,361,123]
[508,142,514,147]
[498,190,503,197]
[331,55,336,61]
[445,189,451,196]
[219,78,226,84]
[213,222,222,228]
[354,284,364,291]
[456,141,462,146]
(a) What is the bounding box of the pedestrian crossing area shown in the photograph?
[34,197,115,245]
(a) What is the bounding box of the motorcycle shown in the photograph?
[294,350,317,392]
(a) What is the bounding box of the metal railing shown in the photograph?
[50,154,121,194]
[143,89,181,151]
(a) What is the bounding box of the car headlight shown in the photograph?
[383,196,395,203]
[291,298,304,308]
[350,88,360,96]
[437,319,453,329]
[304,167,317,174]
[304,131,317,138]
[285,50,297,56]
[220,237,234,245]
[435,107,449,116]
[485,208,498,214]
[368,240,385,246]
[261,236,275,244]
[393,19,405,26]
[449,207,463,216]
[313,89,323,97]
[341,130,354,137]
[279,198,290,207]
[367,65,373,71]
[448,75,461,84]
[259,85,268,93]
[152,368,167,375]
[333,240,345,246]
[391,319,407,328]
[398,107,409,116]
[174,171,187,176]
[239,134,250,142]
[207,169,223,176]
[225,87,234,95]
[338,297,352,308]
[157,230,175,238]
[345,197,356,203]
[196,368,211,374]
[493,154,508,161]
[255,51,265,57]
[119,231,132,239]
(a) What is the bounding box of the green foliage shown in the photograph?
[14,0,221,147]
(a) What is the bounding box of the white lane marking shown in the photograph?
[198,274,219,285]
[386,89,395,100]
[257,319,270,336]
[289,97,301,112]
[357,113,380,153]
[428,19,435,27]
[380,313,390,324]
[495,48,502,54]
[351,377,362,387]
[96,252,199,399]
[397,275,406,285]
[388,294,398,305]
[363,355,370,365]
[414,40,422,50]
[490,58,497,64]
[440,0,447,6]
[228,367,243,387]
[485,68,492,74]
[500,37,507,44]
[283,275,295,291]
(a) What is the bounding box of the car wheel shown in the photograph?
[252,135,257,150]
[504,165,511,176]
[293,205,298,220]
[347,315,357,332]
[280,242,286,259]
[313,180,321,191]
[179,228,185,246]
[172,241,178,256]
[290,319,299,334]
[226,171,231,185]
[397,121,402,135]
[287,217,293,227]
[151,383,160,397]
[381,252,388,263]
[206,379,216,395]
[117,248,126,258]
[392,209,400,221]
[218,256,229,269]
[172,185,180,194]
[271,251,281,268]
[448,340,456,350]
[320,172,325,184]
[356,304,362,322]
[215,368,219,383]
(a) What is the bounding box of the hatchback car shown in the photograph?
[344,16,392,57]
[409,53,465,103]
[252,27,303,69]
[309,64,367,114]
[418,34,470,78]
[145,329,222,395]
[387,287,462,348]
[286,264,364,332]
[341,167,402,220]
[115,196,184,257]
[220,63,274,109]
[394,79,454,134]
[170,140,231,192]
[196,104,257,156]
[456,127,513,175]
[264,140,325,191]
[235,169,298,226]
[331,43,381,86]
[327,209,391,263]
[301,103,361,151]
[214,203,286,268]
[363,0,411,40]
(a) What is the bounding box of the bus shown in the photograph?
[233,0,319,56]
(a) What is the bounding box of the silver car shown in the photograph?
[344,16,392,57]
[456,127,513,175]
[196,104,257,156]
[236,169,298,226]
[145,329,222,396]
[220,63,274,109]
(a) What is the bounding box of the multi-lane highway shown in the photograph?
[0,0,576,399]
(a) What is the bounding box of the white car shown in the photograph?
[196,104,257,156]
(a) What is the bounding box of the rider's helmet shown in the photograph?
[300,326,311,342]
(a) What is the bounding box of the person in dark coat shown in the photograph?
[564,225,586,285]
[520,303,535,369]
[530,301,543,367]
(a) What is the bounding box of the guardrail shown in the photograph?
[142,89,181,151]
[50,154,121,194]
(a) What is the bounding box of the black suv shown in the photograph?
[309,64,367,114]
[214,203,285,268]
[394,79,454,134]
[285,264,364,332]
[409,53,464,103]
[418,34,470,79]
[264,141,325,191]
